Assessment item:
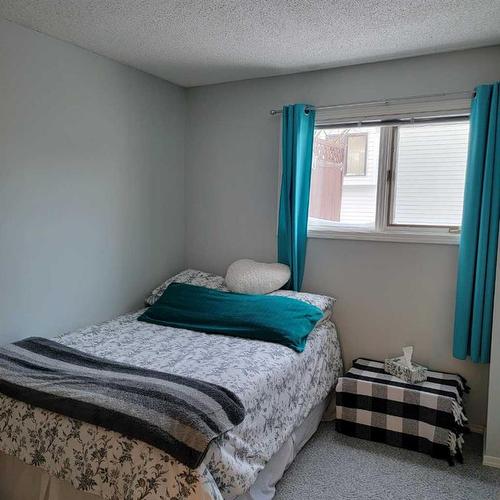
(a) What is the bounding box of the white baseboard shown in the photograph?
[483,455,500,468]
[469,423,485,434]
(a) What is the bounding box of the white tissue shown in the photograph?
[401,346,414,369]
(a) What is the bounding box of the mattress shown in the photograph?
[0,310,343,500]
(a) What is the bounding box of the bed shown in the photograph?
[0,270,343,500]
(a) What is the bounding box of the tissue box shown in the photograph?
[384,356,427,383]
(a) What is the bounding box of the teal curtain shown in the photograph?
[277,104,316,291]
[453,83,500,363]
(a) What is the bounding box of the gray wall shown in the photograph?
[0,19,186,343]
[485,243,500,461]
[185,46,500,428]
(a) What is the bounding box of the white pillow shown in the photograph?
[225,259,290,295]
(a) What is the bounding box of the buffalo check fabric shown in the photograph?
[335,358,470,464]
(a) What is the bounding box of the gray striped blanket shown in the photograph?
[0,337,245,468]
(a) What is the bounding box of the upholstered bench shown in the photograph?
[335,358,469,464]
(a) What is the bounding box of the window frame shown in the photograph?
[345,133,368,177]
[308,117,469,245]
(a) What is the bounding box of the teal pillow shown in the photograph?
[138,283,323,352]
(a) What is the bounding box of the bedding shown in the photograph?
[0,337,245,468]
[270,289,336,323]
[145,269,228,306]
[0,271,342,500]
[145,269,336,322]
[0,398,330,500]
[138,283,323,352]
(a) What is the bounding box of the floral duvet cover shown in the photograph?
[0,309,342,499]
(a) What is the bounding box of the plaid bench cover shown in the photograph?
[335,358,470,464]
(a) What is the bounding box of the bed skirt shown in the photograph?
[0,452,99,500]
[236,395,331,500]
[0,395,333,500]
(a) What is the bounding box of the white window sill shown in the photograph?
[308,227,460,245]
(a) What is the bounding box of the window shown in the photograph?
[310,127,379,226]
[308,118,469,243]
[346,134,367,176]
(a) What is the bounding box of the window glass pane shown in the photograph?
[392,122,469,227]
[309,126,380,226]
[346,134,367,176]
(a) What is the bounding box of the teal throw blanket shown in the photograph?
[138,283,323,352]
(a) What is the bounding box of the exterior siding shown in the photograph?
[393,122,469,226]
[340,127,380,225]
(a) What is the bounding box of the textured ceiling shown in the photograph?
[1,0,500,87]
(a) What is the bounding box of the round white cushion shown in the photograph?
[225,259,291,295]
